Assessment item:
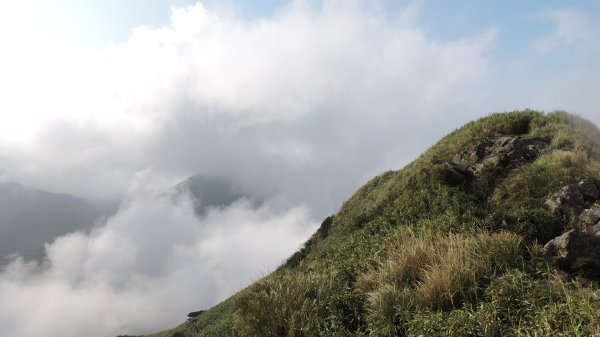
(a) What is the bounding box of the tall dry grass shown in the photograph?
[356,230,523,335]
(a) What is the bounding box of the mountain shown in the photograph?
[165,175,258,215]
[0,182,102,261]
[148,110,600,337]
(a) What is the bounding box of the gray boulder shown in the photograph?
[578,177,600,201]
[470,137,547,173]
[579,202,600,228]
[491,136,546,164]
[453,136,547,170]
[545,185,586,224]
[544,229,600,279]
[446,136,548,200]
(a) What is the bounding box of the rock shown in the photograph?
[188,310,205,318]
[580,203,600,228]
[589,222,600,236]
[467,136,547,176]
[452,139,493,164]
[441,162,473,186]
[545,185,586,223]
[544,230,571,258]
[578,178,600,201]
[545,177,600,226]
[448,162,471,176]
[544,229,600,279]
[453,136,546,169]
[474,156,501,175]
[489,136,546,166]
[474,140,492,160]
[448,136,548,199]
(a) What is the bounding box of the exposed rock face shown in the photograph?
[545,178,600,225]
[545,185,587,224]
[543,177,600,279]
[443,136,548,198]
[441,162,473,187]
[453,136,547,170]
[444,136,600,280]
[579,178,600,201]
[579,203,600,228]
[544,229,600,279]
[483,136,546,167]
[188,310,205,318]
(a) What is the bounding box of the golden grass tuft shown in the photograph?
[356,231,523,334]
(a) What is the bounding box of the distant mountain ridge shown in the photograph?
[165,175,260,215]
[0,182,102,261]
[0,175,259,263]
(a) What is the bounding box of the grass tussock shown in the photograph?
[356,231,523,336]
[235,270,361,337]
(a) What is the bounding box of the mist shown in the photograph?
[0,196,315,337]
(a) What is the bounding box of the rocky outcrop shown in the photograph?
[442,136,548,198]
[441,161,474,187]
[580,203,600,228]
[544,229,600,279]
[545,185,587,224]
[187,310,205,320]
[543,177,600,279]
[452,136,547,171]
[578,178,600,200]
[545,178,600,226]
[444,137,600,279]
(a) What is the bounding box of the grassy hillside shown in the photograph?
[149,110,600,337]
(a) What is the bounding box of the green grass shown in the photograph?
[147,110,600,337]
[148,299,235,337]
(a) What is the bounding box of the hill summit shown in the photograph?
[150,110,600,337]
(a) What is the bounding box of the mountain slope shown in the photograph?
[0,182,102,261]
[165,175,256,216]
[149,110,600,337]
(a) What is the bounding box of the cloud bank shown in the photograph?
[0,0,497,207]
[0,1,599,336]
[0,197,315,337]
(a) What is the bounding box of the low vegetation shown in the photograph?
[149,110,600,337]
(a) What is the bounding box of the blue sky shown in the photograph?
[0,1,591,99]
[23,0,599,85]
[23,1,600,49]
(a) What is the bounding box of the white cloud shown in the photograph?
[0,1,496,206]
[0,197,316,337]
[532,8,598,55]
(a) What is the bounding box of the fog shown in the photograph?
[0,197,315,336]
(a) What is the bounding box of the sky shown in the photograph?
[0,1,599,336]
